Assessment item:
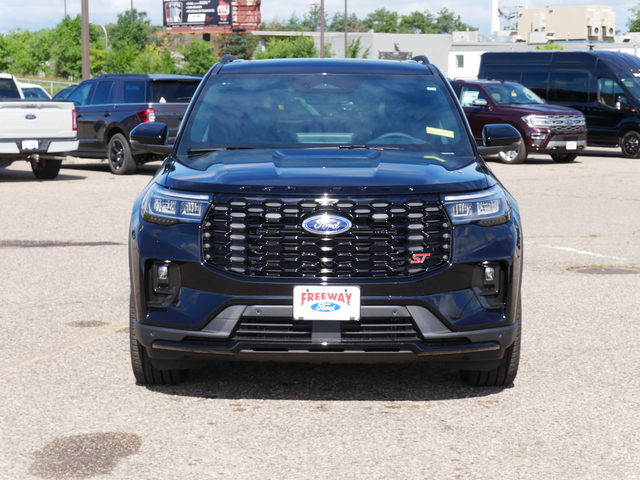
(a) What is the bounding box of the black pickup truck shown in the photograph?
[66,73,201,174]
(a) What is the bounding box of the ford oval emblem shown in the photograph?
[25,114,37,120]
[302,214,352,236]
[311,302,341,312]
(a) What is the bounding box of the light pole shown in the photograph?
[93,23,109,50]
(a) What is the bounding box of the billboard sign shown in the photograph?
[164,1,232,27]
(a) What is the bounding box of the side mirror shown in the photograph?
[616,95,629,111]
[130,122,173,155]
[472,98,488,107]
[477,124,521,156]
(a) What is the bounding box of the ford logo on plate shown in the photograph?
[302,214,352,236]
[311,302,341,312]
[25,114,37,120]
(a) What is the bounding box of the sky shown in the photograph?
[1,0,638,36]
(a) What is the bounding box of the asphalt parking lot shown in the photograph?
[1,150,639,479]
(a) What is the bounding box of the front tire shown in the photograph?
[497,136,527,164]
[130,295,189,385]
[621,130,640,158]
[460,301,521,387]
[550,152,578,163]
[108,133,137,175]
[31,158,62,180]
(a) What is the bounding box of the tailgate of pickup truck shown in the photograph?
[0,100,76,139]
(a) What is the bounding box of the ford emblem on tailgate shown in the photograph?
[25,114,37,120]
[302,214,352,235]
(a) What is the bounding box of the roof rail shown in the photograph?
[219,54,238,64]
[411,55,430,65]
[211,54,239,75]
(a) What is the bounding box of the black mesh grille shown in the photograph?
[233,317,313,342]
[229,317,420,343]
[202,195,451,278]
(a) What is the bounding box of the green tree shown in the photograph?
[432,8,476,34]
[160,49,178,74]
[282,12,302,31]
[4,29,36,75]
[346,37,370,58]
[130,45,166,73]
[104,44,138,73]
[535,42,564,50]
[328,12,363,32]
[259,19,283,31]
[255,35,318,59]
[399,11,437,34]
[0,34,9,70]
[299,4,329,32]
[50,15,100,79]
[216,33,259,59]
[90,48,108,76]
[629,5,640,31]
[180,39,217,74]
[108,9,152,51]
[362,9,400,33]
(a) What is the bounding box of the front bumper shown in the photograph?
[135,304,519,366]
[527,131,587,153]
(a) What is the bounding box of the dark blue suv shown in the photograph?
[128,56,523,387]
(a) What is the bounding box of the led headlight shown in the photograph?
[522,115,554,128]
[443,186,510,226]
[141,183,211,225]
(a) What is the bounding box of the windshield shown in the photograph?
[618,74,640,99]
[22,87,50,99]
[484,83,545,105]
[176,73,475,167]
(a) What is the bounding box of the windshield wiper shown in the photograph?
[338,145,401,150]
[296,145,401,150]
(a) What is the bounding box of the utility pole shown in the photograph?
[320,0,325,58]
[81,0,90,79]
[344,0,347,57]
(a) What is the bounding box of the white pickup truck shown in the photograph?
[0,73,78,179]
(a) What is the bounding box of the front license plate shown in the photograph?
[22,140,39,150]
[566,141,577,150]
[293,286,360,321]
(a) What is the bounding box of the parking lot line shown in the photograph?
[0,322,127,375]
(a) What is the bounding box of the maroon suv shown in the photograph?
[450,79,587,164]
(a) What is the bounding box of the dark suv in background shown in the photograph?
[66,74,201,174]
[128,56,523,388]
[450,79,587,164]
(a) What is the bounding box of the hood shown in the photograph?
[494,103,583,116]
[160,149,493,194]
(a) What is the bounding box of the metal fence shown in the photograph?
[16,78,76,96]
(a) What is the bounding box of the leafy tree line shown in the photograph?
[0,6,476,84]
[261,7,476,34]
[0,10,252,81]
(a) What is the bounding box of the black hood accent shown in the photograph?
[162,149,492,195]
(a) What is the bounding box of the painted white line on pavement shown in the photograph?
[525,242,628,261]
